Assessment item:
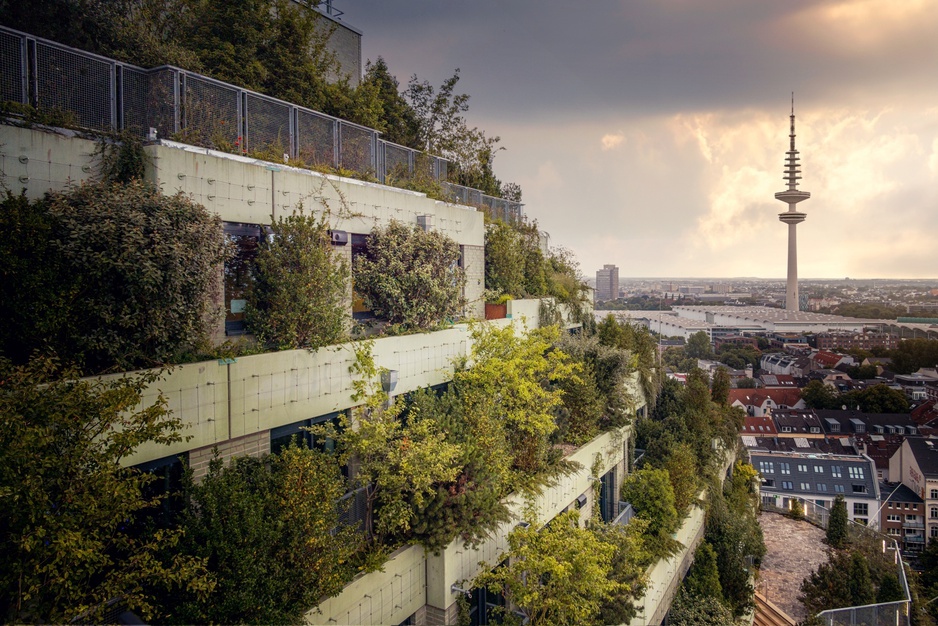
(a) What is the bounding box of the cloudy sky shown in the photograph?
[342,1,938,280]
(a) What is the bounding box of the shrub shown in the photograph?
[246,208,349,350]
[0,182,228,373]
[353,220,465,330]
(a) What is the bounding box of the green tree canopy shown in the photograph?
[474,511,620,626]
[246,208,349,350]
[827,495,849,548]
[0,182,228,374]
[0,357,212,623]
[685,331,713,360]
[683,542,724,602]
[353,220,465,330]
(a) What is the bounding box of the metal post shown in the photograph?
[109,61,117,130]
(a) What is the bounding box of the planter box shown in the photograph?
[485,303,507,319]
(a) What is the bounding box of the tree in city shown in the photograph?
[353,220,465,330]
[843,384,910,414]
[163,443,361,624]
[0,357,212,623]
[362,57,420,148]
[474,511,620,626]
[711,367,731,405]
[685,331,713,360]
[802,379,839,410]
[246,208,349,350]
[827,495,849,548]
[663,442,700,516]
[594,519,653,625]
[789,498,805,520]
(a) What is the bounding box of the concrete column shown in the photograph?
[787,221,798,311]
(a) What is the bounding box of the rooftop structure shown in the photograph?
[672,305,877,334]
[595,264,619,302]
[775,96,811,312]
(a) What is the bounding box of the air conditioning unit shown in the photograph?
[328,229,349,246]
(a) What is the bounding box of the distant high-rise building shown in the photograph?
[595,264,619,302]
[775,95,811,312]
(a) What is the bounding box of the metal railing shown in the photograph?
[762,498,911,626]
[0,24,524,221]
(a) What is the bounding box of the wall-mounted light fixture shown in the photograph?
[381,369,399,393]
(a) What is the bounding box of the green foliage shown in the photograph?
[474,511,621,626]
[163,444,361,624]
[668,592,736,626]
[705,467,765,617]
[683,542,725,602]
[246,208,349,350]
[710,367,730,405]
[0,182,228,374]
[484,219,525,297]
[594,519,653,625]
[362,57,420,148]
[803,379,839,409]
[353,220,465,330]
[891,339,938,375]
[456,324,575,476]
[621,468,680,558]
[799,547,900,618]
[685,331,713,360]
[596,315,659,408]
[663,442,700,516]
[844,384,910,414]
[0,357,212,623]
[789,498,805,519]
[827,495,849,548]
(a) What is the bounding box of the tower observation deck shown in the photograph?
[775,96,810,311]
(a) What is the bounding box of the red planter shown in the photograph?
[485,303,507,320]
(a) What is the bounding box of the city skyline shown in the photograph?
[344,1,938,280]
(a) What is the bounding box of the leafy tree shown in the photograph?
[663,442,700,516]
[621,468,679,557]
[877,572,904,603]
[790,498,804,519]
[890,339,938,375]
[843,384,910,414]
[474,511,620,626]
[246,208,349,350]
[668,592,736,626]
[683,542,724,602]
[711,367,730,405]
[353,220,465,330]
[0,357,212,623]
[685,331,712,360]
[802,379,839,409]
[828,495,849,548]
[165,444,360,624]
[595,519,652,625]
[735,377,758,388]
[0,182,228,374]
[405,69,503,195]
[484,219,525,297]
[455,324,576,477]
[362,57,420,148]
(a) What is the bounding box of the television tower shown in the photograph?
[775,95,810,311]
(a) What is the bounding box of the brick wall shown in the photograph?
[188,430,270,481]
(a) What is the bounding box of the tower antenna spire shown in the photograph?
[775,94,810,312]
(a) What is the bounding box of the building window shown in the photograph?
[887,515,901,522]
[848,467,865,480]
[930,507,938,519]
[798,464,808,472]
[759,461,774,474]
[855,518,868,526]
[814,465,824,473]
[931,488,938,499]
[270,411,345,459]
[782,481,794,490]
[888,528,901,536]
[888,503,893,509]
[853,485,868,494]
[780,463,791,475]
[907,515,919,522]
[834,484,845,493]
[781,426,792,433]
[800,482,811,490]
[932,527,938,538]
[817,483,828,492]
[764,479,775,487]
[831,466,842,478]
[223,222,263,335]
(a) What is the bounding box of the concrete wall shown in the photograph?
[0,125,98,196]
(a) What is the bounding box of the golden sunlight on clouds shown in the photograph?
[601,133,625,150]
[782,0,937,53]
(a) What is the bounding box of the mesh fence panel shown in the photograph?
[338,486,370,535]
[384,143,411,181]
[120,66,148,135]
[296,108,336,167]
[820,602,908,626]
[0,30,25,105]
[182,74,240,150]
[146,68,177,140]
[35,41,113,130]
[468,189,482,206]
[339,121,374,174]
[244,93,291,157]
